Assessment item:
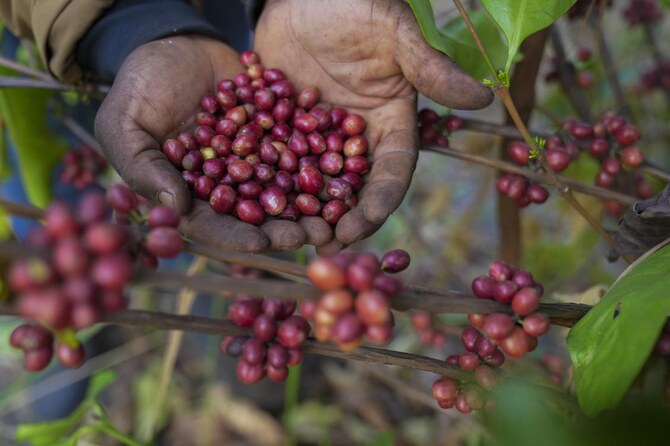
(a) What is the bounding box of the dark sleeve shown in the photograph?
[76,0,227,81]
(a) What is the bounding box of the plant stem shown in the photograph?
[423,145,637,205]
[0,56,55,82]
[452,2,614,246]
[590,14,629,116]
[451,0,498,80]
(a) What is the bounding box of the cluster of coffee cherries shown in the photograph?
[410,311,447,349]
[417,108,463,148]
[499,113,652,214]
[7,185,184,371]
[431,261,550,413]
[161,51,369,227]
[59,145,108,190]
[623,0,662,26]
[653,321,670,357]
[639,60,670,94]
[302,250,409,351]
[544,46,595,90]
[540,354,568,387]
[568,0,612,20]
[220,265,309,384]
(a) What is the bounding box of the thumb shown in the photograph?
[95,103,192,214]
[395,7,494,110]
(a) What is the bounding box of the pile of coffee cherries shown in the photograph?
[417,108,463,147]
[431,261,551,413]
[302,250,409,351]
[161,51,369,227]
[60,145,108,190]
[8,185,184,371]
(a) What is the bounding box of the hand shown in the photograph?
[95,35,308,252]
[254,0,493,254]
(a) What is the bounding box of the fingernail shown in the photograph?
[158,191,174,208]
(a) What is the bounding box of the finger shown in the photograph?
[178,200,270,252]
[95,99,192,215]
[335,206,382,246]
[359,102,418,225]
[395,5,494,110]
[298,216,333,247]
[260,220,307,250]
[316,239,346,257]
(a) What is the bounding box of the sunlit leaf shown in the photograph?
[0,67,68,207]
[405,0,453,56]
[480,0,577,72]
[439,11,506,79]
[15,371,117,445]
[567,243,670,415]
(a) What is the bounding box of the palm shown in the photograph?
[255,0,492,252]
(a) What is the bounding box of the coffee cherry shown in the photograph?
[482,313,516,340]
[235,200,265,225]
[511,287,540,316]
[332,313,364,344]
[621,146,644,169]
[488,261,512,282]
[55,342,85,368]
[461,327,482,352]
[472,276,495,299]
[355,289,390,325]
[507,141,530,165]
[259,186,288,216]
[307,258,347,290]
[91,252,132,291]
[500,327,531,358]
[380,249,410,273]
[432,377,459,402]
[236,360,265,384]
[545,149,571,172]
[522,312,550,337]
[493,281,519,304]
[527,184,549,204]
[277,315,310,348]
[615,125,640,147]
[322,200,348,224]
[229,300,261,327]
[24,346,53,372]
[145,227,184,259]
[589,138,609,158]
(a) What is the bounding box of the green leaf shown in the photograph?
[567,243,670,415]
[480,0,577,73]
[0,68,68,208]
[85,370,117,401]
[659,0,670,10]
[15,406,88,446]
[15,371,117,445]
[405,0,453,56]
[438,11,506,79]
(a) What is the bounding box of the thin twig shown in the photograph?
[642,22,670,109]
[548,27,593,122]
[0,56,54,82]
[136,270,590,327]
[59,116,103,152]
[455,118,670,184]
[423,145,638,205]
[590,14,629,116]
[0,75,110,95]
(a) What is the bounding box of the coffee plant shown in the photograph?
[1,0,670,445]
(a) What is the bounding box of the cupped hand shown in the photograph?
[254,0,493,255]
[95,35,307,252]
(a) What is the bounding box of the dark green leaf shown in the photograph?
[0,67,68,207]
[480,0,577,72]
[567,243,670,415]
[439,11,506,79]
[405,0,453,56]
